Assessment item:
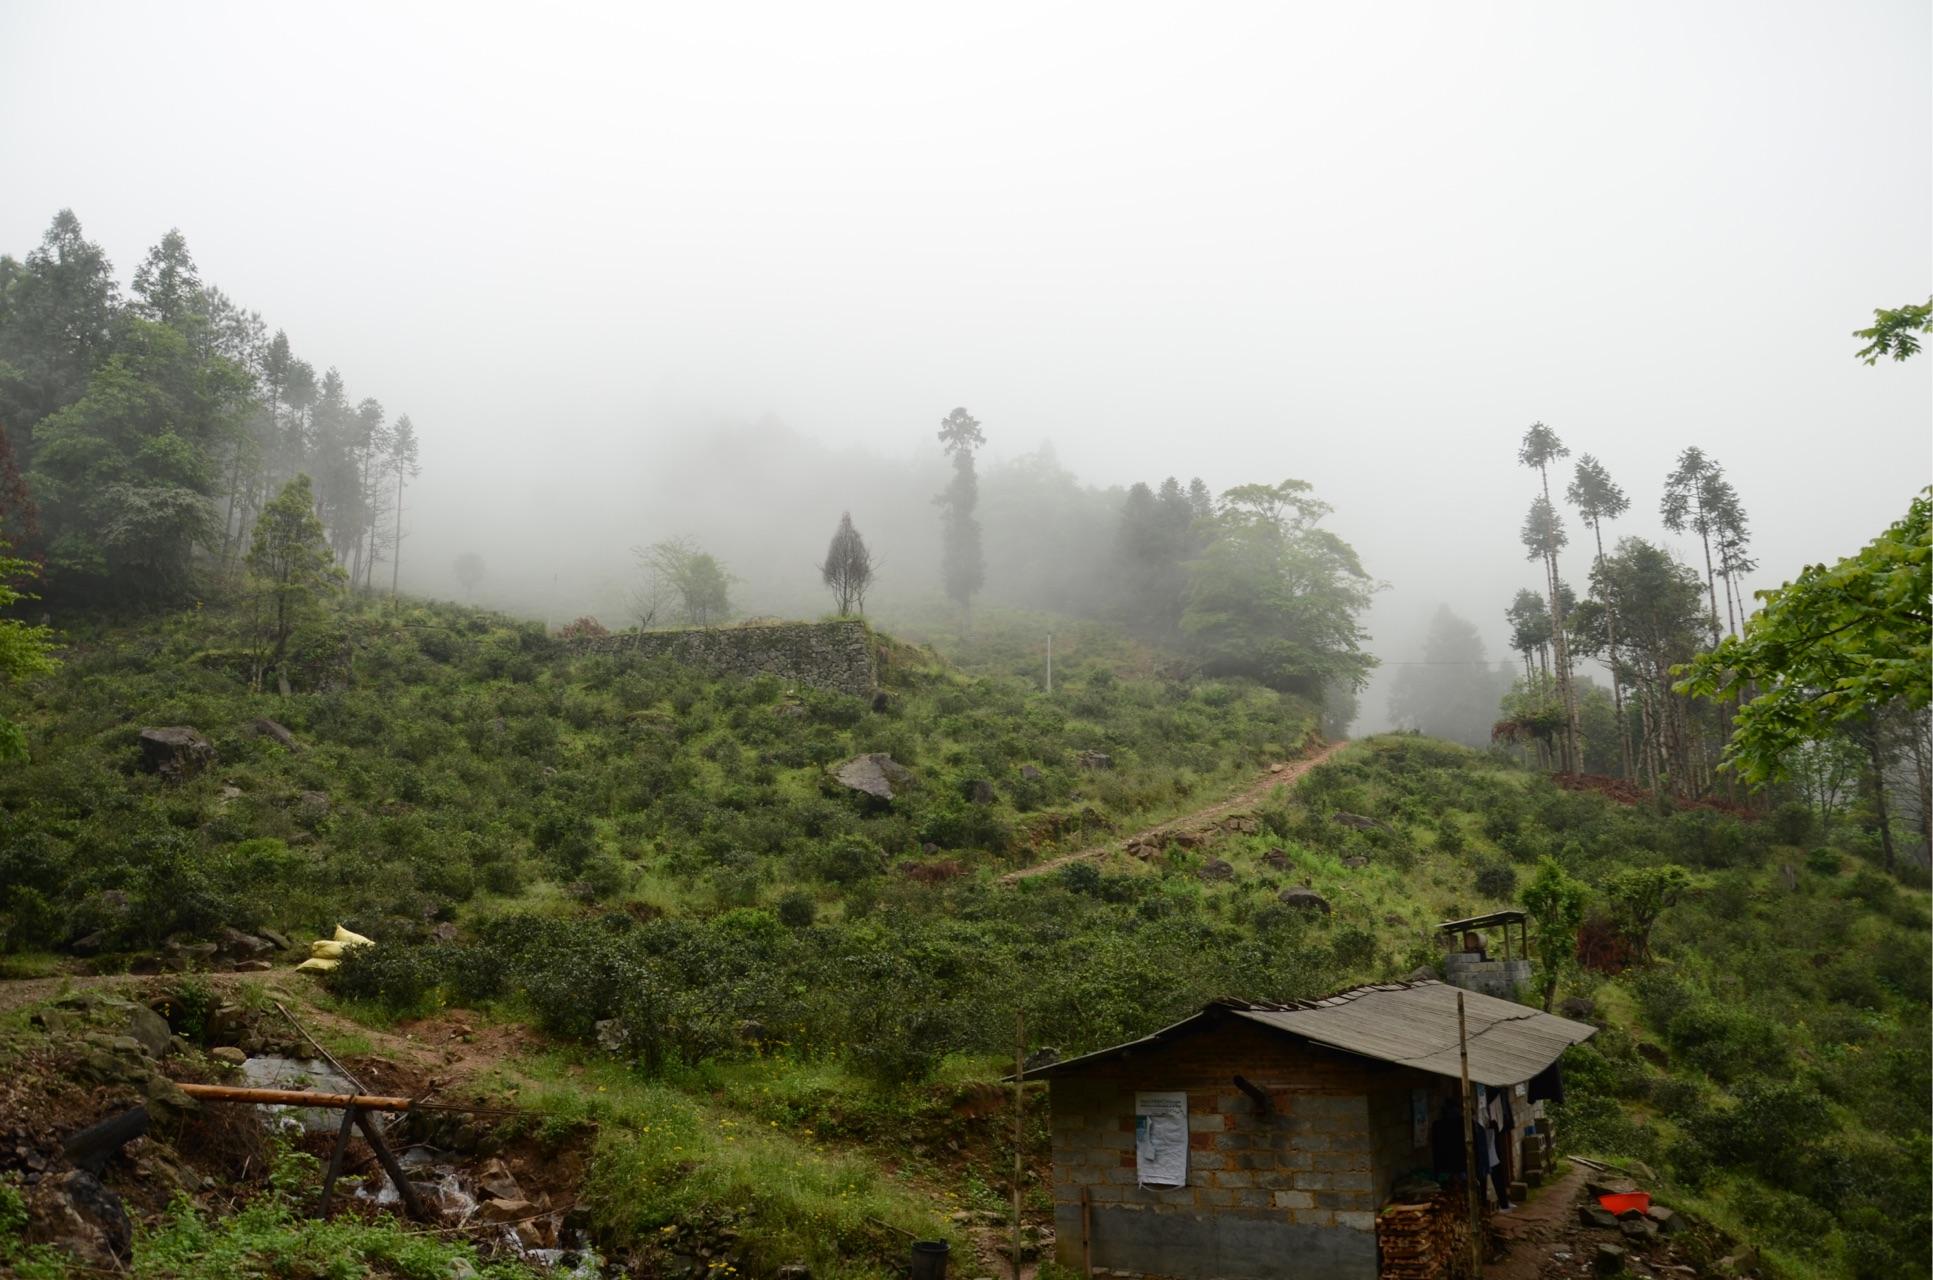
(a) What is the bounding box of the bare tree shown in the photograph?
[819,511,876,615]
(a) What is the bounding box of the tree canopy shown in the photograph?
[1678,489,1931,784]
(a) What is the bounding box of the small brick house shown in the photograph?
[1033,981,1594,1280]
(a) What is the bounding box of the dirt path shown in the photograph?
[1483,1163,1588,1280]
[999,738,1347,883]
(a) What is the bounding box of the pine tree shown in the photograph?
[387,414,420,598]
[1660,447,1729,643]
[246,474,340,690]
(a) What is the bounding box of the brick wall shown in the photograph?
[1046,1016,1420,1280]
[1441,953,1533,999]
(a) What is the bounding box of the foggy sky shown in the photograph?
[3,1,1928,727]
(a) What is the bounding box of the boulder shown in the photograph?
[1619,1217,1659,1242]
[963,779,995,805]
[1076,751,1112,771]
[481,1197,538,1223]
[121,1002,174,1058]
[1022,1047,1061,1073]
[1278,887,1332,914]
[251,717,305,751]
[833,753,912,801]
[1593,1243,1626,1275]
[210,1047,247,1066]
[1261,849,1291,870]
[1580,1206,1620,1229]
[1405,966,1436,983]
[1560,995,1598,1021]
[1196,858,1235,883]
[1331,811,1386,831]
[1342,857,1368,870]
[295,790,332,820]
[257,927,292,951]
[219,927,274,958]
[138,727,216,781]
[25,1169,131,1270]
[1635,1041,1670,1068]
[1018,765,1042,781]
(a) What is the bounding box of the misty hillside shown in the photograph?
[2,5,1930,1280]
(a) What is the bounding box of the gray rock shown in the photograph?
[122,1004,174,1058]
[1278,886,1332,914]
[210,1046,247,1066]
[1342,856,1369,869]
[1560,996,1598,1021]
[833,753,912,801]
[296,790,331,819]
[1619,1216,1659,1241]
[964,779,995,805]
[1261,848,1291,870]
[1645,1205,1683,1234]
[1405,966,1436,983]
[138,726,216,780]
[1331,811,1386,830]
[1019,764,1042,781]
[1580,1206,1620,1229]
[1022,1047,1060,1072]
[25,1169,130,1269]
[1594,1243,1626,1275]
[1076,750,1112,770]
[219,926,274,957]
[257,927,292,951]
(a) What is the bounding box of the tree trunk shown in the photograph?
[1538,466,1581,773]
[1864,715,1896,872]
[390,473,404,598]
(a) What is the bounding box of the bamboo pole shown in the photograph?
[1012,1012,1025,1280]
[177,1084,417,1110]
[1458,992,1481,1279]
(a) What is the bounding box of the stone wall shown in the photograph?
[1047,1017,1429,1280]
[566,620,876,698]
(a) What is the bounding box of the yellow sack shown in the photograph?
[309,940,347,959]
[333,924,375,948]
[295,956,340,973]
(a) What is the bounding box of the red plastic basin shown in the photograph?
[1598,1192,1651,1216]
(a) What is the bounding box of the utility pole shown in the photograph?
[1046,633,1054,695]
[1458,992,1481,1277]
[1012,1012,1025,1278]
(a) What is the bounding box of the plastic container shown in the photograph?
[1598,1191,1651,1217]
[909,1241,949,1280]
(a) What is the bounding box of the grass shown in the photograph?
[517,1053,959,1276]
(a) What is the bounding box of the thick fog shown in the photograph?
[4,1,1928,730]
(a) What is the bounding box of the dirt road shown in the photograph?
[999,738,1348,883]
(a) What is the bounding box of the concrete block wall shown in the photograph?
[565,619,877,698]
[1441,953,1533,999]
[1046,1017,1418,1280]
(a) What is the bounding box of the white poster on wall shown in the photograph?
[1134,1091,1189,1187]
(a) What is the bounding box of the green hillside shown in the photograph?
[0,599,1927,1280]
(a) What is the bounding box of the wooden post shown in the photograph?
[318,1105,358,1218]
[1012,1012,1025,1280]
[1458,992,1482,1278]
[1080,1185,1093,1278]
[354,1109,430,1221]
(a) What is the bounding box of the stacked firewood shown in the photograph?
[1377,1195,1474,1280]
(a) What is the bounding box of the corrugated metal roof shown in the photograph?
[1024,981,1593,1089]
[1436,910,1526,932]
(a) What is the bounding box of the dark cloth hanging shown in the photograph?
[1430,1099,1467,1176]
[1528,1063,1564,1105]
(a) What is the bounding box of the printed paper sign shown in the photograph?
[1134,1091,1189,1187]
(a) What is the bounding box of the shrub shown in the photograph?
[1474,861,1517,900]
[325,944,443,1014]
[776,890,817,929]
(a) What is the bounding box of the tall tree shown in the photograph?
[1660,446,1729,643]
[934,407,985,627]
[819,511,875,615]
[1520,491,1579,770]
[1505,588,1553,680]
[453,551,485,598]
[1387,605,1508,746]
[387,414,419,597]
[1518,423,1580,771]
[1707,478,1755,637]
[1180,479,1376,703]
[645,537,734,626]
[1567,454,1633,777]
[130,229,206,333]
[0,210,121,438]
[245,474,340,691]
[1571,537,1709,794]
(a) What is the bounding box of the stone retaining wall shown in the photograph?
[566,620,876,698]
